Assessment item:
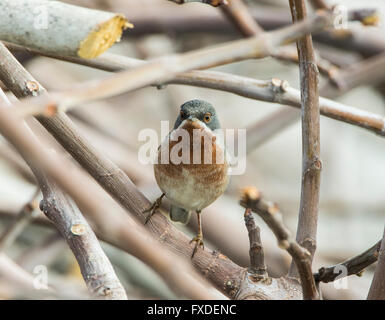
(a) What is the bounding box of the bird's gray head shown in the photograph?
[173,99,221,131]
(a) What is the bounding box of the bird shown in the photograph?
[145,99,230,258]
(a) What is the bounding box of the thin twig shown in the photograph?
[0,188,40,252]
[240,187,319,300]
[220,0,263,36]
[168,0,226,6]
[289,0,321,274]
[243,208,267,278]
[314,239,382,283]
[367,227,385,299]
[321,51,385,98]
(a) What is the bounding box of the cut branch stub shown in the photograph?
[0,0,132,59]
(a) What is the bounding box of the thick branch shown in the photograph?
[0,40,304,300]
[0,44,221,300]
[240,187,319,300]
[314,239,382,283]
[243,208,267,278]
[0,80,127,300]
[289,0,321,274]
[0,0,131,59]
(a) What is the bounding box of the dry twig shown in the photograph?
[289,0,321,272]
[240,187,319,300]
[315,239,382,283]
[243,208,267,278]
[367,228,385,299]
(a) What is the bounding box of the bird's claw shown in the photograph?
[190,234,204,258]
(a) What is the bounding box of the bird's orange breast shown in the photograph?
[154,120,229,211]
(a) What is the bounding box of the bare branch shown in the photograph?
[315,239,382,283]
[240,187,319,300]
[0,76,127,300]
[7,44,384,137]
[168,0,226,6]
[10,10,335,117]
[289,0,321,273]
[243,208,267,278]
[0,253,56,299]
[0,40,305,300]
[367,228,385,300]
[0,189,40,252]
[0,43,223,300]
[321,51,385,98]
[39,181,128,299]
[220,0,263,36]
[0,0,131,59]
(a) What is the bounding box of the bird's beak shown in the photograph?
[187,116,198,122]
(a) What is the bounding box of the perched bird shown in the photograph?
[145,99,230,258]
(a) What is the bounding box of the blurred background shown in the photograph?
[0,0,384,299]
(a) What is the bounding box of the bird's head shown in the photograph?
[173,99,221,131]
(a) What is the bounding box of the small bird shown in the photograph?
[146,99,230,258]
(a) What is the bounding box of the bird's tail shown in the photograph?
[170,205,191,224]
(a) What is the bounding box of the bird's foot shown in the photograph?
[143,194,165,224]
[190,233,204,258]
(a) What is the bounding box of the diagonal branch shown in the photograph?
[7,44,384,137]
[0,189,40,252]
[240,187,319,300]
[314,239,382,283]
[0,84,127,299]
[220,0,263,36]
[367,227,385,299]
[9,10,335,117]
[0,40,302,300]
[0,43,220,300]
[288,0,321,275]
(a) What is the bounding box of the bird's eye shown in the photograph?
[203,113,212,123]
[180,110,186,119]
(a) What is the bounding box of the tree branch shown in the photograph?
[0,0,131,59]
[7,44,384,137]
[367,227,385,299]
[0,43,223,300]
[0,79,127,300]
[220,0,263,36]
[0,189,40,252]
[0,40,305,300]
[168,0,226,6]
[240,187,319,300]
[10,10,335,117]
[314,239,382,283]
[243,207,267,278]
[321,51,385,98]
[289,0,321,275]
